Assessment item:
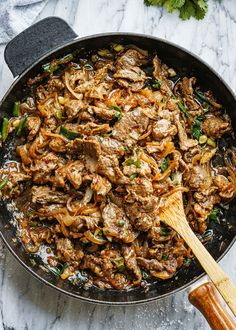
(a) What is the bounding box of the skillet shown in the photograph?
[1,17,236,307]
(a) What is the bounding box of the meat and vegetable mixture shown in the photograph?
[0,45,236,289]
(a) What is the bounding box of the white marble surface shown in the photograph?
[0,0,236,329]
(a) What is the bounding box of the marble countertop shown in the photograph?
[0,0,236,329]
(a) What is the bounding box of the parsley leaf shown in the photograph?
[161,158,170,173]
[208,208,220,224]
[144,0,208,21]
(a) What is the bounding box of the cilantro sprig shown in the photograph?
[144,0,208,21]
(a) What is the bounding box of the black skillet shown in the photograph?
[0,16,236,326]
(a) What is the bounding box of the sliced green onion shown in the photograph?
[161,158,169,173]
[195,91,208,103]
[152,79,162,90]
[113,257,125,272]
[97,49,112,58]
[134,159,141,168]
[108,105,121,111]
[178,101,190,118]
[13,102,20,116]
[57,54,73,64]
[0,176,8,190]
[129,173,138,180]
[199,135,208,144]
[196,115,205,121]
[114,110,122,121]
[125,158,134,166]
[207,138,216,148]
[60,126,81,140]
[113,44,124,52]
[141,271,149,280]
[56,110,62,119]
[16,116,27,136]
[42,62,59,74]
[162,255,168,261]
[160,227,170,236]
[1,118,9,142]
[117,220,125,227]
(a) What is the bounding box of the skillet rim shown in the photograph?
[0,31,236,305]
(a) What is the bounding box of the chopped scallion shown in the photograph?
[16,116,27,136]
[178,101,190,118]
[1,118,9,142]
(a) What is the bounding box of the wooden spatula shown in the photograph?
[159,190,236,317]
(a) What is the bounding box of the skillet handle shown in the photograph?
[189,282,236,330]
[4,17,77,77]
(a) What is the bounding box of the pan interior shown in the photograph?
[0,34,236,304]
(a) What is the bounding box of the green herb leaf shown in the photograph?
[208,208,220,224]
[169,171,175,180]
[192,123,201,140]
[161,158,170,173]
[183,258,191,267]
[144,0,208,21]
[162,255,168,261]
[60,126,81,140]
[178,101,190,118]
[0,176,8,190]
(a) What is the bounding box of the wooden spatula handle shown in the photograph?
[189,282,236,330]
[178,224,236,316]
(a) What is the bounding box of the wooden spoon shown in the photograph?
[158,190,236,317]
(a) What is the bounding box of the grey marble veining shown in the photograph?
[0,0,236,329]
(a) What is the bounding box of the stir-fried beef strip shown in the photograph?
[0,45,235,290]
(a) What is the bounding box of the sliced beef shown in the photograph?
[152,119,177,140]
[115,49,147,92]
[122,245,141,282]
[56,238,84,262]
[202,116,231,139]
[174,77,200,111]
[116,49,148,69]
[88,105,115,121]
[26,116,41,141]
[174,113,198,151]
[213,175,235,200]
[136,257,164,272]
[31,186,69,204]
[64,99,85,119]
[97,155,129,184]
[68,138,101,158]
[125,193,159,232]
[31,152,63,184]
[188,165,212,191]
[112,108,149,146]
[99,137,124,158]
[80,254,113,278]
[91,174,112,197]
[54,161,84,189]
[102,203,137,243]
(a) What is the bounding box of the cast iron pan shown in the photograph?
[1,18,236,314]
